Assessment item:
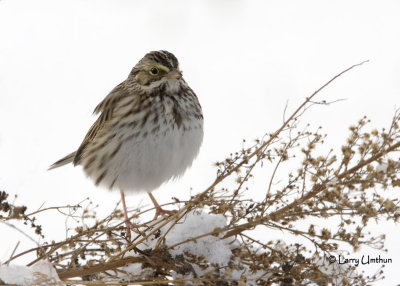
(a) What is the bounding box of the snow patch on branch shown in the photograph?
[0,261,62,286]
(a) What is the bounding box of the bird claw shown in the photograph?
[153,207,177,220]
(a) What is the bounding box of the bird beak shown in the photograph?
[166,69,183,80]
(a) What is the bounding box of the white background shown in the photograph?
[1,0,400,284]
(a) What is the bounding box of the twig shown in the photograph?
[57,256,142,279]
[271,140,400,218]
[222,139,400,239]
[61,277,236,285]
[24,204,82,217]
[5,241,20,266]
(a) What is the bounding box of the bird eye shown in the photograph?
[150,67,159,75]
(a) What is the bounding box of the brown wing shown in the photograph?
[73,81,128,165]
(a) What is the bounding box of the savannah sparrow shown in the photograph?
[49,50,203,238]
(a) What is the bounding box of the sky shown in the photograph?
[1,0,400,284]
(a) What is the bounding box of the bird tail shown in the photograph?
[48,151,76,170]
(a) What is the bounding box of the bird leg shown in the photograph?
[120,190,133,241]
[147,192,175,219]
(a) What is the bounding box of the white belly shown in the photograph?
[86,118,203,192]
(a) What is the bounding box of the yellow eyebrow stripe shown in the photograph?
[150,64,170,73]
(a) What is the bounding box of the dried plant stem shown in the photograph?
[222,139,400,239]
[5,241,20,266]
[24,204,82,218]
[61,277,235,285]
[57,256,142,279]
[272,140,400,218]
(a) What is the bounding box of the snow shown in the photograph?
[114,211,266,284]
[0,261,62,286]
[113,211,237,281]
[165,211,234,266]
